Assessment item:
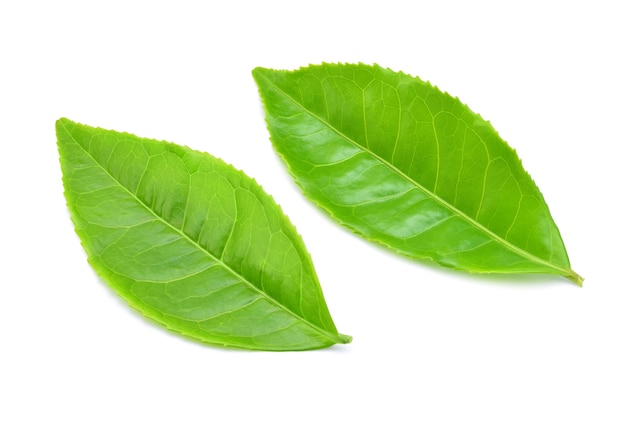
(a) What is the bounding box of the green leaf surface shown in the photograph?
[253,64,582,285]
[57,118,351,351]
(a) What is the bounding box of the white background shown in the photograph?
[1,1,624,422]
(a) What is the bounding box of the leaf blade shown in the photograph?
[253,64,582,284]
[57,118,351,350]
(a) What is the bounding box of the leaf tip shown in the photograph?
[251,66,272,81]
[56,117,70,132]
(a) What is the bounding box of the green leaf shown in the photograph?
[253,64,582,285]
[57,118,351,351]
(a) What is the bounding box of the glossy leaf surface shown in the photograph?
[253,64,581,284]
[57,118,351,350]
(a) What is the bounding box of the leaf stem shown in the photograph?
[565,270,584,287]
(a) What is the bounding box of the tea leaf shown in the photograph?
[57,118,351,350]
[253,64,581,284]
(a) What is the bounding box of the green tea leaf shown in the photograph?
[253,64,582,285]
[57,118,351,351]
